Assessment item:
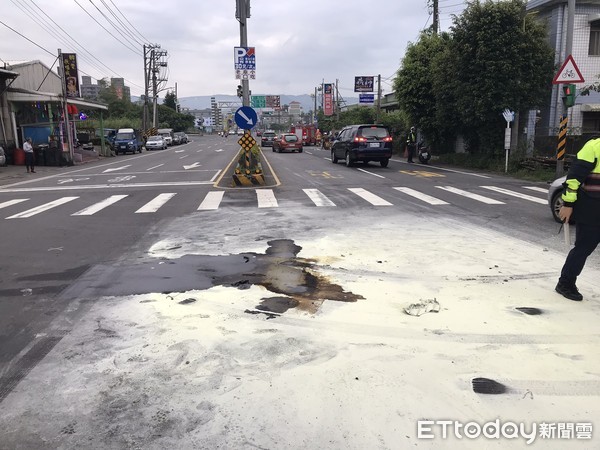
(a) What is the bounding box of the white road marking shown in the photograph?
[72,195,128,216]
[348,188,393,206]
[0,181,215,193]
[481,186,547,204]
[215,149,224,152]
[523,186,548,193]
[6,197,79,219]
[303,189,336,207]
[147,164,164,171]
[198,191,224,210]
[183,162,201,170]
[135,193,176,213]
[0,199,29,210]
[210,170,222,182]
[390,160,492,178]
[256,189,278,208]
[107,176,136,183]
[357,168,386,179]
[179,155,189,159]
[175,150,185,153]
[393,187,449,205]
[103,165,131,173]
[435,186,505,204]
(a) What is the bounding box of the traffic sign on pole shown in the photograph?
[553,54,585,84]
[235,106,258,130]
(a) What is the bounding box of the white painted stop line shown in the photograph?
[303,189,336,207]
[481,186,547,204]
[435,186,505,205]
[136,193,176,213]
[72,195,128,216]
[257,189,278,208]
[347,188,392,206]
[0,198,29,210]
[198,191,224,210]
[393,187,449,205]
[6,196,79,219]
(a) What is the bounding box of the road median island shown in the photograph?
[214,133,279,188]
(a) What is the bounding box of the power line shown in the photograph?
[94,0,144,47]
[72,0,141,56]
[108,0,150,44]
[0,19,55,57]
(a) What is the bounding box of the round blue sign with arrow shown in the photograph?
[235,106,258,130]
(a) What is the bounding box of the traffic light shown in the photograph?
[237,85,243,98]
[562,84,576,108]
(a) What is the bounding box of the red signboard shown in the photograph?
[324,83,333,116]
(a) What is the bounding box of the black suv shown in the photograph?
[261,131,277,147]
[331,124,393,167]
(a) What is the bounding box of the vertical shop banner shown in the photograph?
[324,83,333,116]
[62,53,80,98]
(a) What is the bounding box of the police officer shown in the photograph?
[406,126,416,163]
[556,137,600,301]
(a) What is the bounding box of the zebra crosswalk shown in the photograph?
[0,184,549,220]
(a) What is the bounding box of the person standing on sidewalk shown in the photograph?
[556,137,600,301]
[23,138,35,173]
[406,127,416,163]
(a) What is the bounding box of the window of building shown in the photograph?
[589,21,600,55]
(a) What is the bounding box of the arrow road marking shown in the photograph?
[103,165,131,173]
[57,177,90,184]
[183,162,201,170]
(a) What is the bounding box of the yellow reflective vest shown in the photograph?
[562,138,600,224]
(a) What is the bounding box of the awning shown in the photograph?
[6,87,108,111]
[581,104,600,112]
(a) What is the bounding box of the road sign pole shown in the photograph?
[238,2,250,107]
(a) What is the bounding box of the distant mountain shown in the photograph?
[179,94,359,112]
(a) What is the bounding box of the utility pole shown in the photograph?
[432,0,439,34]
[143,44,149,133]
[376,74,382,123]
[237,0,250,107]
[556,0,575,177]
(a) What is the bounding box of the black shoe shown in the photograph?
[555,281,583,301]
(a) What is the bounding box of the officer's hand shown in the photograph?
[559,205,573,223]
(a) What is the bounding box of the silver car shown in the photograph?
[145,135,167,150]
[548,176,566,223]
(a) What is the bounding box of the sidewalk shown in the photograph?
[0,150,102,186]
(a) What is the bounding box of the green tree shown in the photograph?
[163,91,177,111]
[394,0,554,154]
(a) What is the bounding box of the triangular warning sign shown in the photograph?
[553,55,585,84]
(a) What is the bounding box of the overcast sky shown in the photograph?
[1,0,467,99]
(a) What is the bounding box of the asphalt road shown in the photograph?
[1,134,598,448]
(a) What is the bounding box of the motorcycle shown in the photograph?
[417,141,431,164]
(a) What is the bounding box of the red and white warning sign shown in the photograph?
[553,54,585,84]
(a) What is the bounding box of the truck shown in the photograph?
[157,128,174,146]
[113,128,143,155]
[290,125,317,146]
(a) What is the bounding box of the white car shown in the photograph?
[548,176,566,223]
[145,135,168,150]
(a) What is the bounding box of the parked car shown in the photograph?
[237,128,245,136]
[548,175,567,223]
[272,133,303,153]
[0,145,6,166]
[113,128,143,155]
[331,124,393,167]
[173,132,188,144]
[145,135,168,150]
[261,131,277,147]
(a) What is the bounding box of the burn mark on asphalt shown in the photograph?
[472,377,508,394]
[515,307,542,315]
[106,239,363,316]
[178,298,197,305]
